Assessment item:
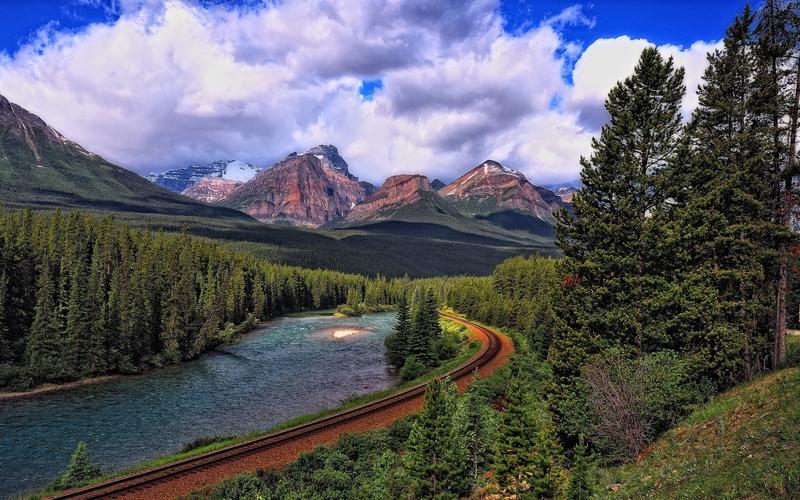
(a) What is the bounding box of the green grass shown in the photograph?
[602,337,800,499]
[32,318,483,497]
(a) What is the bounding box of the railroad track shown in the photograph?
[50,313,503,500]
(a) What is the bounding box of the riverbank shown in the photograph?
[40,315,509,499]
[0,309,359,400]
[0,375,121,401]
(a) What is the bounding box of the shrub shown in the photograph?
[336,305,361,317]
[206,473,266,499]
[781,335,800,368]
[433,327,463,361]
[582,350,701,462]
[180,435,231,453]
[54,442,101,490]
[399,355,427,382]
[0,364,33,391]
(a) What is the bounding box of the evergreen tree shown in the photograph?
[384,292,411,367]
[0,271,12,362]
[550,46,687,439]
[57,442,100,489]
[566,435,598,500]
[25,263,64,382]
[492,374,563,497]
[408,288,440,366]
[666,7,781,384]
[454,382,498,486]
[404,377,468,497]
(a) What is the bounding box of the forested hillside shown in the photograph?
[0,209,408,391]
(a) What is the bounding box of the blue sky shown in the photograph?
[0,0,748,56]
[0,1,751,183]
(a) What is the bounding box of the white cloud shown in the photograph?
[565,35,721,129]
[0,0,719,185]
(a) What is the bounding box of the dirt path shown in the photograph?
[72,317,513,500]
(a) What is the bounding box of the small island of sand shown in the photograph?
[332,329,360,339]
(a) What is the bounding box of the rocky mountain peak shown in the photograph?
[305,144,350,175]
[221,150,368,227]
[439,160,564,221]
[344,174,432,221]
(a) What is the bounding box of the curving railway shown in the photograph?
[50,313,512,500]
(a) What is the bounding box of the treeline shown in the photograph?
[0,210,404,390]
[416,255,559,357]
[383,290,466,380]
[549,1,800,452]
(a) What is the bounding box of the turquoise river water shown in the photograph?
[0,312,398,498]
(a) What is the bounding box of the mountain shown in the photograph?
[431,179,446,190]
[146,159,261,192]
[439,160,565,222]
[0,95,249,220]
[182,176,242,203]
[345,174,433,221]
[554,186,578,202]
[221,145,369,226]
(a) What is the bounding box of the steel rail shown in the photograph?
[50,313,502,499]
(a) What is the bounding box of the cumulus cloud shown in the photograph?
[0,0,719,185]
[565,36,720,129]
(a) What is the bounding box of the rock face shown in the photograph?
[222,146,368,226]
[182,176,242,203]
[345,174,432,221]
[146,160,261,193]
[554,186,578,203]
[439,160,565,220]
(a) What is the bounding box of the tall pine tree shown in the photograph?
[550,47,687,438]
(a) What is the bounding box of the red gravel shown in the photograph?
[82,318,514,500]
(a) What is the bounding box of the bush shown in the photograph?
[399,355,427,382]
[0,364,33,391]
[180,435,231,453]
[781,335,800,368]
[336,305,362,317]
[582,350,702,462]
[206,473,266,499]
[433,327,463,361]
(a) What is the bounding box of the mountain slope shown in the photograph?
[146,160,261,192]
[334,174,553,246]
[440,160,565,222]
[221,147,368,226]
[182,176,242,203]
[0,95,250,220]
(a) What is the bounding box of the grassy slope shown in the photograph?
[604,343,800,499]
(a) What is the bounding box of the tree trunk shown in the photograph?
[775,56,800,369]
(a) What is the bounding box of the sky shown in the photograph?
[0,0,748,185]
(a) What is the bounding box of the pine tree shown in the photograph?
[26,263,64,382]
[408,288,440,366]
[57,442,100,489]
[666,7,781,384]
[404,377,468,497]
[454,382,498,486]
[753,0,800,368]
[384,292,411,367]
[566,435,597,500]
[0,271,12,363]
[492,374,563,497]
[550,47,687,439]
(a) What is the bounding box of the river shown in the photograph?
[0,312,398,498]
